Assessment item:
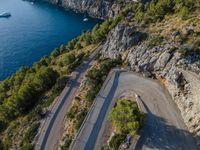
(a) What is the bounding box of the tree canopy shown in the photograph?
[109,99,144,135]
[0,66,59,123]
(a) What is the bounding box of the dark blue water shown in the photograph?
[0,0,101,80]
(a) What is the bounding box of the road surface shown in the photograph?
[34,46,101,150]
[71,69,197,150]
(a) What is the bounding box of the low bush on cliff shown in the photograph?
[149,35,164,47]
[178,38,200,57]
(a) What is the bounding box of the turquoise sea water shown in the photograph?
[0,0,101,80]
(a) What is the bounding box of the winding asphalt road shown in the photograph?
[34,46,101,150]
[71,69,197,150]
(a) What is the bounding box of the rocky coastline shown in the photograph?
[40,0,122,19]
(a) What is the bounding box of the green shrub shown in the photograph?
[82,32,93,45]
[90,15,123,44]
[0,67,59,122]
[67,105,79,120]
[65,53,85,73]
[149,36,164,47]
[67,39,79,50]
[51,48,60,58]
[75,42,83,50]
[133,0,199,23]
[178,39,200,57]
[101,145,110,150]
[20,143,34,150]
[177,6,189,19]
[60,135,72,150]
[60,44,66,53]
[74,109,87,130]
[33,57,50,70]
[22,122,40,145]
[64,53,76,65]
[85,85,101,104]
[109,99,144,135]
[109,134,126,150]
[53,76,68,92]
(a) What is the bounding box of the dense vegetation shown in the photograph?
[109,99,144,135]
[123,0,200,59]
[0,12,123,149]
[0,67,59,122]
[108,99,144,149]
[132,0,200,23]
[109,134,126,150]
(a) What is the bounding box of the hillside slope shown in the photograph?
[0,0,200,149]
[101,0,200,146]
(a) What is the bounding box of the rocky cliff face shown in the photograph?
[42,0,121,18]
[32,0,200,146]
[101,23,200,146]
[102,24,148,58]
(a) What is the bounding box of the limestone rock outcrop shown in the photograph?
[101,24,200,145]
[102,23,147,58]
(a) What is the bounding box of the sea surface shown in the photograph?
[0,0,101,80]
